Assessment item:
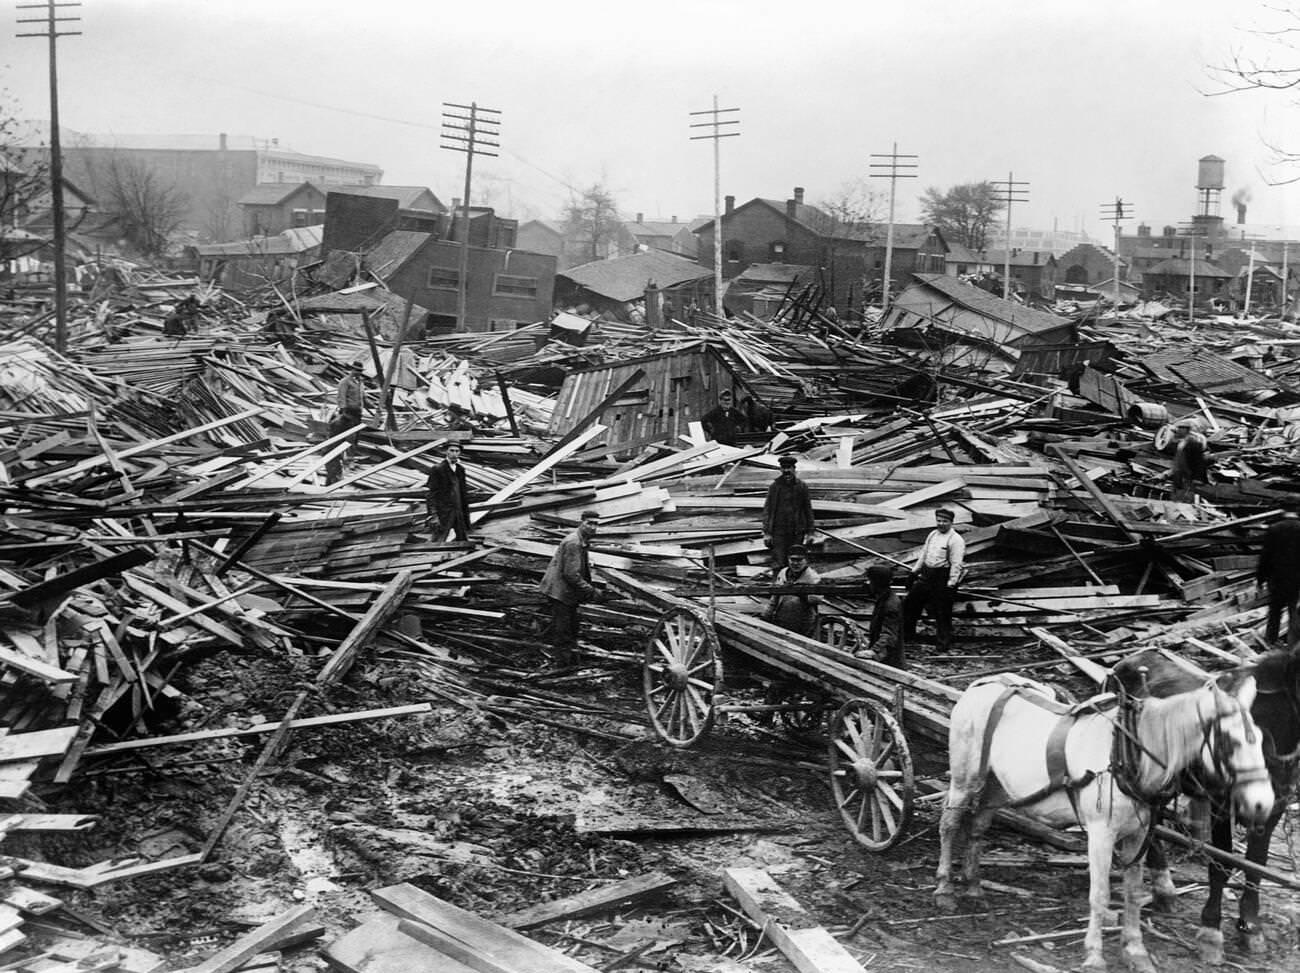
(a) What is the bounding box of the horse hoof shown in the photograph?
[1239,930,1265,954]
[1082,953,1108,972]
[1196,927,1224,966]
[1122,948,1156,973]
[1149,891,1178,914]
[934,892,958,914]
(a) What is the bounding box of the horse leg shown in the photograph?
[1118,830,1156,973]
[1197,805,1233,965]
[934,792,971,913]
[959,806,997,909]
[1236,809,1280,954]
[1083,823,1116,973]
[1145,840,1178,914]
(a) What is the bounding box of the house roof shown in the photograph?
[944,241,985,264]
[238,182,321,206]
[981,249,1057,268]
[1139,346,1274,394]
[896,274,1073,342]
[1142,256,1233,278]
[364,229,432,279]
[330,185,444,212]
[734,262,814,285]
[698,195,941,250]
[627,220,690,239]
[560,250,713,302]
[519,219,564,236]
[190,224,323,257]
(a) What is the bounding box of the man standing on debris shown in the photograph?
[740,394,772,434]
[763,454,815,569]
[860,563,905,668]
[538,510,606,667]
[426,442,472,542]
[761,545,821,637]
[1257,497,1300,645]
[325,362,366,484]
[904,507,965,654]
[163,295,201,336]
[1170,418,1209,500]
[701,388,746,446]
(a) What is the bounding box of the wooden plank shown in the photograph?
[316,571,416,686]
[0,727,79,763]
[722,867,867,973]
[1029,628,1110,683]
[8,852,202,889]
[372,883,600,973]
[878,478,965,510]
[0,644,75,684]
[3,885,62,914]
[174,906,316,973]
[472,425,607,525]
[325,915,479,973]
[499,871,678,929]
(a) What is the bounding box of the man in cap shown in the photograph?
[761,544,821,637]
[325,361,366,484]
[425,442,472,542]
[904,507,965,653]
[1257,495,1300,645]
[763,454,815,569]
[701,388,745,446]
[860,563,905,668]
[538,510,607,667]
[1170,417,1209,501]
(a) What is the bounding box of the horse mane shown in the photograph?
[1132,684,1226,795]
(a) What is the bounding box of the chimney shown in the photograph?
[452,197,461,211]
[671,215,677,223]
[636,212,644,224]
[1033,251,1040,264]
[724,195,734,215]
[1138,223,1151,238]
[219,132,227,151]
[1236,202,1247,225]
[793,187,805,204]
[787,197,797,220]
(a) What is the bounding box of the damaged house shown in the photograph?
[882,272,1076,373]
[556,249,714,322]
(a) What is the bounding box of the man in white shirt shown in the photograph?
[903,507,965,653]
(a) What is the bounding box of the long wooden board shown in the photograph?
[723,867,867,973]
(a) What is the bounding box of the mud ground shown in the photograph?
[20,624,1300,973]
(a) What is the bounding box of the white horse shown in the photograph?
[936,673,1274,973]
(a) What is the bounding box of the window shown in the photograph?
[726,241,744,263]
[494,274,539,298]
[428,267,460,290]
[770,241,786,259]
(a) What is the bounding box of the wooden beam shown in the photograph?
[316,570,416,686]
[723,867,868,973]
[471,425,607,525]
[174,905,317,973]
[499,871,678,929]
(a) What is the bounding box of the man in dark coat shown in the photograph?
[701,389,745,446]
[538,511,605,666]
[425,442,471,541]
[763,454,815,569]
[1170,419,1209,500]
[761,545,821,637]
[1257,499,1300,644]
[860,563,905,668]
[325,362,365,484]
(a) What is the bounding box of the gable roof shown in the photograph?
[981,249,1058,268]
[238,182,322,206]
[944,241,986,264]
[365,229,433,279]
[1142,256,1233,278]
[894,273,1072,344]
[627,220,692,239]
[696,196,941,249]
[190,224,323,257]
[331,185,444,212]
[560,249,713,302]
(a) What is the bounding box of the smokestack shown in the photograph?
[724,195,734,215]
[1231,187,1251,225]
[793,187,805,204]
[219,132,227,151]
[671,215,677,223]
[636,212,643,224]
[1236,203,1247,225]
[786,198,797,219]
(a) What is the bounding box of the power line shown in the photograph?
[441,101,500,331]
[991,173,1029,301]
[690,96,739,316]
[1099,197,1133,313]
[16,0,80,353]
[869,143,918,310]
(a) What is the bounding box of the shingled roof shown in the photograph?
[560,250,713,302]
[891,273,1072,347]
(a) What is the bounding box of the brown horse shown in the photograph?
[1112,647,1300,965]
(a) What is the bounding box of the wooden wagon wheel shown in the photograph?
[643,607,723,747]
[828,697,914,850]
[815,615,864,653]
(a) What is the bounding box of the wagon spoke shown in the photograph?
[875,738,896,766]
[876,780,905,813]
[875,791,897,835]
[834,738,859,763]
[843,714,865,753]
[685,684,710,721]
[655,641,676,666]
[686,660,715,675]
[856,793,870,834]
[838,786,862,809]
[686,676,714,692]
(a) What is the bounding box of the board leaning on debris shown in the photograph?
[1,265,1299,970]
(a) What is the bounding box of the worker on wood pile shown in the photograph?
[762,454,815,569]
[701,388,745,446]
[859,563,905,668]
[538,510,607,667]
[904,507,965,654]
[426,442,472,542]
[1170,418,1209,501]
[325,362,366,484]
[163,295,201,336]
[1257,497,1300,645]
[761,545,821,637]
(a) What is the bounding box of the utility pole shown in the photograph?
[991,172,1029,300]
[1177,222,1205,319]
[16,0,80,354]
[689,96,739,316]
[868,143,917,310]
[1099,197,1132,314]
[440,101,500,332]
[1243,242,1257,317]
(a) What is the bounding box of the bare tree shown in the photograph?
[0,89,53,270]
[807,179,883,311]
[88,153,189,258]
[919,181,1003,251]
[562,183,622,263]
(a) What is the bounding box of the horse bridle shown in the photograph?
[1195,682,1270,790]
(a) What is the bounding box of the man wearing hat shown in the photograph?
[426,442,472,542]
[904,507,965,653]
[861,563,905,668]
[325,361,366,484]
[761,545,821,636]
[1257,496,1300,645]
[538,510,607,666]
[763,455,815,569]
[701,389,745,447]
[1170,417,1209,501]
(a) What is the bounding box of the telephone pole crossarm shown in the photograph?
[439,100,501,332]
[1099,197,1134,312]
[868,144,918,311]
[690,97,741,317]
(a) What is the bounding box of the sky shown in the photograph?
[5,0,1300,242]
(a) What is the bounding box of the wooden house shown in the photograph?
[548,343,748,452]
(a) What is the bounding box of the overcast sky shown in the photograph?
[5,0,1300,242]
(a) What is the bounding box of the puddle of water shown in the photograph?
[278,815,343,897]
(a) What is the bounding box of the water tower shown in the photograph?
[1193,154,1225,242]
